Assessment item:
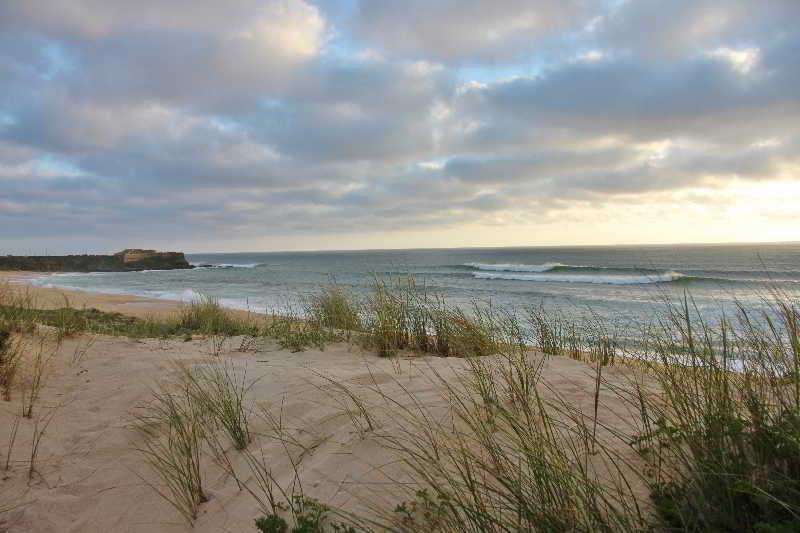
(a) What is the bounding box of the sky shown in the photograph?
[1,0,799,254]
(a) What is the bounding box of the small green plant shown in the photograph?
[256,514,289,533]
[255,496,357,533]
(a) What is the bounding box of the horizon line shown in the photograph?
[184,239,800,255]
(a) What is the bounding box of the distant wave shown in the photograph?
[464,262,568,272]
[474,271,687,285]
[463,262,670,274]
[193,263,263,269]
[465,262,800,286]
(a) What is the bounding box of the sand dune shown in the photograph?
[1,273,651,532]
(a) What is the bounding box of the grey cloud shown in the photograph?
[1,0,327,112]
[457,32,800,149]
[600,0,800,59]
[247,59,453,162]
[351,0,597,62]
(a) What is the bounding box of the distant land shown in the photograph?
[0,249,192,272]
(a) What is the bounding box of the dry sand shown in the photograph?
[0,273,651,532]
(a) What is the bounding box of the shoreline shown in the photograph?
[0,271,187,320]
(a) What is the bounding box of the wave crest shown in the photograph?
[464,262,567,272]
[474,271,687,285]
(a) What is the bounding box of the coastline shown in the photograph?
[0,271,184,319]
[0,271,265,322]
[1,268,794,530]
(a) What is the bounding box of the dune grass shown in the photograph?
[615,294,800,532]
[0,284,264,340]
[339,318,647,532]
[5,275,800,531]
[180,359,254,450]
[134,382,209,524]
[0,324,23,401]
[305,284,361,333]
[289,283,800,532]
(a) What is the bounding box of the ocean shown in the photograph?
[28,243,800,330]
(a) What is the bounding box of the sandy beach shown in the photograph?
[2,273,651,532]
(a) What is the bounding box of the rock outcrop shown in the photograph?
[0,250,193,272]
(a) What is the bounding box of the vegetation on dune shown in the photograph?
[0,285,260,339]
[3,277,800,531]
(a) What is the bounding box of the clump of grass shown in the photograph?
[528,304,588,358]
[180,360,254,450]
[134,383,208,524]
[306,284,361,333]
[28,406,59,482]
[176,295,253,336]
[20,334,58,418]
[0,327,23,401]
[362,276,416,357]
[265,302,338,353]
[0,284,40,334]
[623,293,800,532]
[359,275,504,359]
[363,345,647,532]
[444,304,500,358]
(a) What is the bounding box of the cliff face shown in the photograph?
[113,249,192,270]
[0,250,192,272]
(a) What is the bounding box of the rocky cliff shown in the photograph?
[0,249,193,272]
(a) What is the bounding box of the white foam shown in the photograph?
[29,274,206,303]
[474,271,686,285]
[465,262,566,272]
[193,263,260,269]
[146,288,206,302]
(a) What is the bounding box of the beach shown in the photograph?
[0,273,652,532]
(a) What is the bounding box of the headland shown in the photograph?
[0,249,192,272]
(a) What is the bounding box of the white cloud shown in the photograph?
[230,0,326,61]
[707,46,760,74]
[576,49,606,62]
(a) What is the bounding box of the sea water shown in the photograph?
[29,243,800,331]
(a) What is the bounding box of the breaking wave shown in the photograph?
[473,271,687,285]
[464,262,800,286]
[192,263,263,269]
[464,262,568,272]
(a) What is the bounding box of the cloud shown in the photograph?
[350,0,596,62]
[0,0,327,111]
[0,0,798,251]
[599,0,800,59]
